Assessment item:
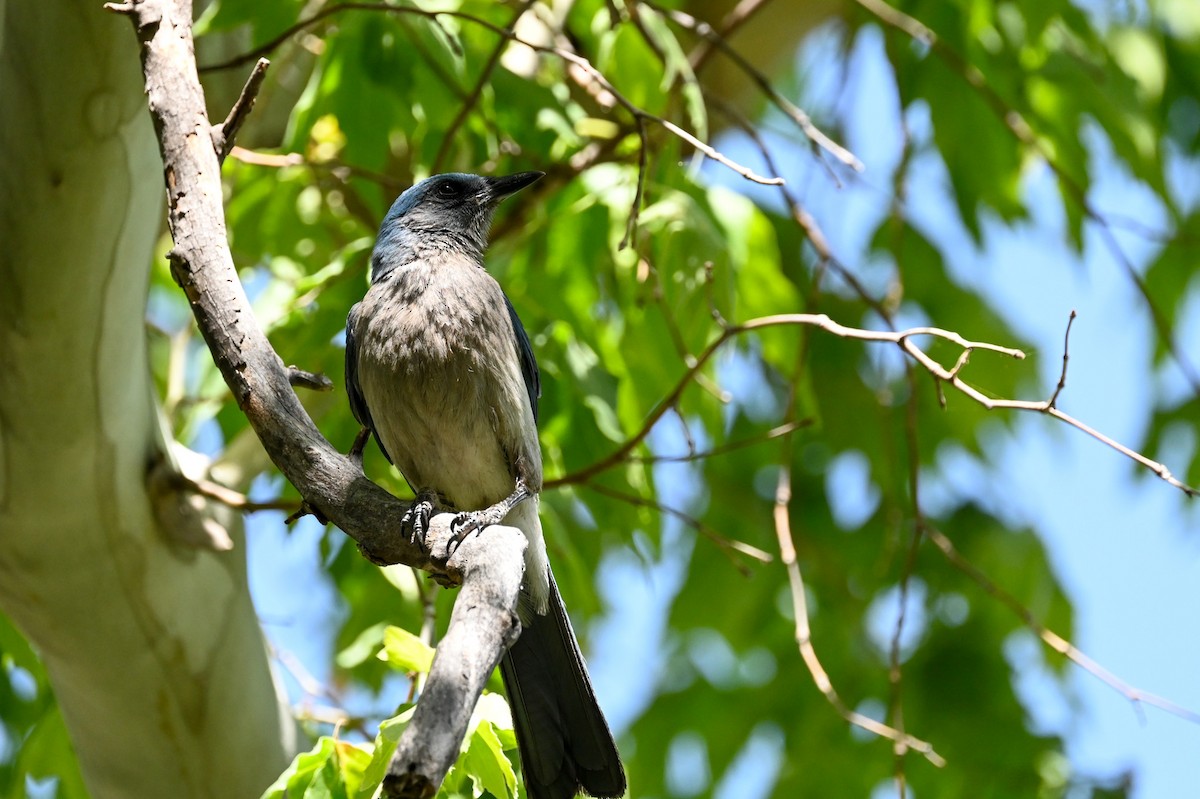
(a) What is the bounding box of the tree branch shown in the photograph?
[647,0,863,172]
[548,313,1199,498]
[384,518,525,798]
[113,2,528,793]
[772,456,946,766]
[113,0,427,570]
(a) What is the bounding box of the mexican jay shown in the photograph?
[345,171,625,799]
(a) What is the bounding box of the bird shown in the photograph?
[344,171,626,799]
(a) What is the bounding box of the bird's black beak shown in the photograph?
[485,171,544,203]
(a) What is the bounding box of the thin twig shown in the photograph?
[924,522,1200,725]
[621,116,650,249]
[1047,310,1076,409]
[886,366,927,790]
[854,0,1200,399]
[288,365,334,391]
[414,570,440,700]
[649,1,863,171]
[657,118,782,184]
[688,0,770,74]
[581,481,773,570]
[182,473,301,514]
[627,421,808,464]
[432,1,534,173]
[548,315,1021,487]
[201,2,783,188]
[643,259,693,362]
[228,147,407,190]
[549,312,1198,497]
[773,459,946,766]
[706,95,883,318]
[213,58,270,164]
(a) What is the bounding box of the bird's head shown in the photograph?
[371,171,544,282]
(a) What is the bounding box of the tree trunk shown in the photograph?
[0,2,293,796]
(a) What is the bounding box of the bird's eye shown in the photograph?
[436,182,459,198]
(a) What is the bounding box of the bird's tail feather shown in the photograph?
[500,571,626,799]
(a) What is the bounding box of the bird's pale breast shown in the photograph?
[352,257,541,512]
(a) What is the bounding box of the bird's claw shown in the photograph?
[447,509,497,553]
[445,481,532,554]
[402,491,439,545]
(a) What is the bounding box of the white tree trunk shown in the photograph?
[0,2,293,796]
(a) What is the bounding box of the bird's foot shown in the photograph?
[446,510,493,551]
[402,491,440,545]
[446,480,533,552]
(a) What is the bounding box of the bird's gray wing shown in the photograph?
[504,293,541,425]
[345,302,393,464]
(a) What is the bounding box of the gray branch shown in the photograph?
[109,0,524,793]
[386,518,526,797]
[108,0,424,569]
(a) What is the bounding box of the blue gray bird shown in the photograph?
[345,171,626,799]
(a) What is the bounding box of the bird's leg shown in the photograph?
[447,478,533,550]
[402,490,441,545]
[348,427,372,464]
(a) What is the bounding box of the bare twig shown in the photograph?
[432,1,535,173]
[706,95,880,319]
[924,522,1200,725]
[688,0,770,74]
[549,312,1198,497]
[620,116,651,249]
[656,117,781,184]
[582,481,772,571]
[887,353,938,791]
[185,474,300,514]
[649,1,863,172]
[212,58,269,164]
[200,2,783,188]
[229,146,407,191]
[1047,310,1077,409]
[548,315,1021,487]
[773,460,946,766]
[627,421,808,464]
[287,366,334,391]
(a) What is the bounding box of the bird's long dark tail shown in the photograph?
[500,572,626,799]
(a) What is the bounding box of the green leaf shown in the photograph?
[378,625,437,674]
[336,621,389,670]
[354,709,414,799]
[259,737,338,799]
[462,720,518,799]
[195,0,306,47]
[15,704,89,799]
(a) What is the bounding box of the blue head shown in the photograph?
[370,171,543,282]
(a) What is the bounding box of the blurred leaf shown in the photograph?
[378,625,437,674]
[195,0,306,47]
[259,737,339,799]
